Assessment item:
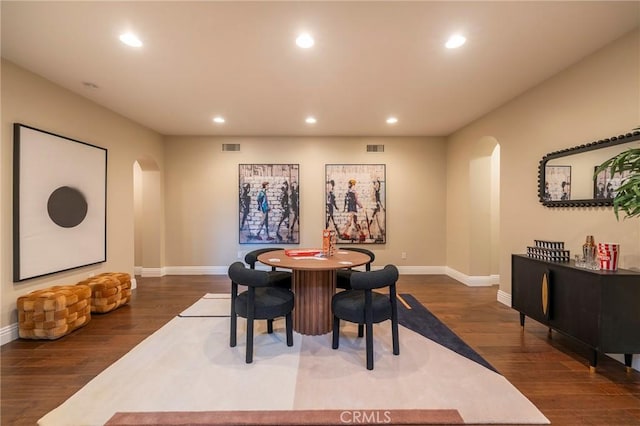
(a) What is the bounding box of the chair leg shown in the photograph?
[365,321,374,370]
[391,287,399,355]
[230,284,238,347]
[286,313,293,347]
[246,316,254,364]
[364,291,374,370]
[332,316,340,349]
[230,312,237,347]
[392,318,400,356]
[267,319,274,334]
[357,324,364,337]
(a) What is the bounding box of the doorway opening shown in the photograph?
[133,157,162,277]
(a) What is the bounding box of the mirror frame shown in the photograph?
[538,130,640,207]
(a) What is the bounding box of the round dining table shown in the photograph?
[258,249,370,335]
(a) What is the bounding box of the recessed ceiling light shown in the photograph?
[119,32,143,47]
[296,33,315,49]
[445,34,466,49]
[305,116,317,124]
[213,116,225,124]
[386,117,398,124]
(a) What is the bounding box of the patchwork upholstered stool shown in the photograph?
[17,285,92,340]
[78,272,132,313]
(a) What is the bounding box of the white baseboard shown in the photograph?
[158,265,496,287]
[445,267,499,287]
[140,267,164,277]
[144,265,450,276]
[1,323,19,346]
[163,266,228,275]
[497,289,512,307]
[397,266,447,275]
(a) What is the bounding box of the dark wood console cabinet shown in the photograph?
[512,254,640,371]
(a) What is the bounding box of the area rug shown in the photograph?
[39,294,549,426]
[179,294,231,317]
[396,294,497,373]
[107,409,463,425]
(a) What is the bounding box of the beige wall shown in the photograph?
[1,60,165,330]
[2,28,639,341]
[163,136,447,270]
[446,29,640,297]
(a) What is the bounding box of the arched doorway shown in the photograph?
[469,137,500,282]
[133,157,163,277]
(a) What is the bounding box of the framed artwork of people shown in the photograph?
[239,164,300,244]
[325,164,386,244]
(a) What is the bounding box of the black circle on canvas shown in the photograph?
[47,186,88,228]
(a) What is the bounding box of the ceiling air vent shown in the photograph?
[222,143,240,152]
[366,144,384,153]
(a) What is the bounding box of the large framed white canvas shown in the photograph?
[13,123,107,281]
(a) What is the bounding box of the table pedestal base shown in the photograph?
[292,269,336,335]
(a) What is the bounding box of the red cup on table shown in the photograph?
[597,243,619,271]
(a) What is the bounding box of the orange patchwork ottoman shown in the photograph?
[78,272,132,313]
[17,285,92,340]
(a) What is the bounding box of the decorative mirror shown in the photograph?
[538,130,640,207]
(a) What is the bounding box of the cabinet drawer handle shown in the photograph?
[541,271,550,319]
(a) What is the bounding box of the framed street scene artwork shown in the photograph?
[239,164,299,244]
[13,123,107,281]
[543,165,571,201]
[325,164,386,244]
[594,166,630,199]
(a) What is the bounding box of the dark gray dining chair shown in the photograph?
[228,262,294,363]
[336,247,375,290]
[331,264,399,370]
[244,248,291,290]
[336,247,376,338]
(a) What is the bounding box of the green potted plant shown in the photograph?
[595,138,640,220]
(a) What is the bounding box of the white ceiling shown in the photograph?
[2,1,639,137]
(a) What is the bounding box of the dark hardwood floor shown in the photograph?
[2,274,639,425]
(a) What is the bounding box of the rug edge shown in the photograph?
[105,409,465,425]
